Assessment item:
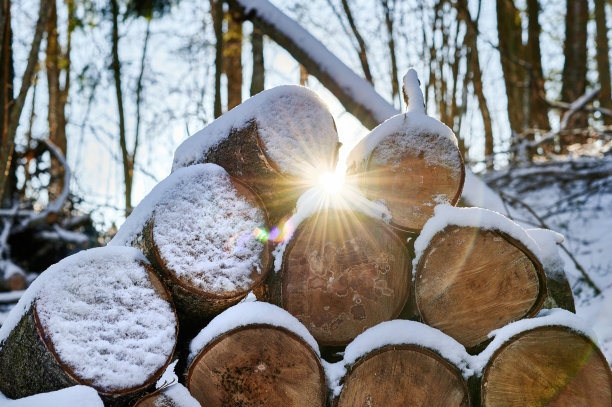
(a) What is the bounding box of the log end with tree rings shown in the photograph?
[186,317,326,407]
[336,344,470,407]
[281,210,411,346]
[139,164,271,323]
[481,325,612,407]
[0,247,177,405]
[414,225,547,350]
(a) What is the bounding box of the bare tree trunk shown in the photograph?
[381,0,399,106]
[341,0,373,85]
[560,0,588,136]
[595,0,612,126]
[211,0,223,118]
[134,18,150,175]
[250,27,264,96]
[299,64,308,86]
[45,0,67,200]
[0,0,13,205]
[224,10,242,110]
[458,0,494,169]
[496,0,526,142]
[110,0,132,216]
[0,0,50,200]
[526,0,550,132]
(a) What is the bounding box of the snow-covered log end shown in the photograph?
[186,302,326,406]
[346,71,464,232]
[172,85,339,180]
[0,247,177,403]
[475,309,612,406]
[333,320,471,406]
[112,164,272,324]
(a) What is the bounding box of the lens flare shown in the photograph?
[318,171,345,195]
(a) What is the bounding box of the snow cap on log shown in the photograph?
[472,308,598,373]
[0,246,177,399]
[134,361,200,407]
[111,163,270,298]
[346,70,464,232]
[1,385,103,407]
[189,301,319,362]
[172,85,338,179]
[332,320,471,406]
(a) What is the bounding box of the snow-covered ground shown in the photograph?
[484,157,612,363]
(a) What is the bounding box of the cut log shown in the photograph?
[0,260,27,292]
[346,71,464,233]
[114,163,272,327]
[414,219,547,350]
[134,383,200,407]
[481,325,612,406]
[172,86,340,225]
[186,302,326,407]
[279,209,411,346]
[336,344,470,406]
[0,247,177,406]
[334,320,471,406]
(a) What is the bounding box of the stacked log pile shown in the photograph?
[0,74,610,406]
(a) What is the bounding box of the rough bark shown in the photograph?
[224,9,242,110]
[335,345,470,406]
[414,226,547,351]
[250,27,264,96]
[595,0,612,126]
[273,210,411,346]
[481,326,612,406]
[186,324,326,407]
[560,0,589,134]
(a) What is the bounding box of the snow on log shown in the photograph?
[1,385,103,407]
[333,320,471,406]
[111,164,271,325]
[186,302,326,406]
[172,85,340,225]
[271,199,410,346]
[0,247,177,405]
[474,309,612,406]
[133,384,199,407]
[413,205,547,350]
[346,71,464,233]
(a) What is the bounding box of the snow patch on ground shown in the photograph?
[189,301,319,363]
[172,85,338,179]
[0,386,103,406]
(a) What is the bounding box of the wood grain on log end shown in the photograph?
[482,326,612,407]
[356,132,464,233]
[415,226,547,350]
[187,324,326,407]
[282,210,411,346]
[336,345,470,407]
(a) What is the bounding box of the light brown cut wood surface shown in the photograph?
[482,326,612,406]
[415,226,546,349]
[282,210,411,345]
[336,345,469,407]
[187,325,326,407]
[358,132,464,232]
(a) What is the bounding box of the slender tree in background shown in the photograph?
[380,0,399,107]
[0,0,51,201]
[211,0,223,118]
[526,0,550,134]
[224,9,243,110]
[250,27,264,96]
[496,0,526,144]
[341,0,373,85]
[560,0,588,137]
[595,0,611,127]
